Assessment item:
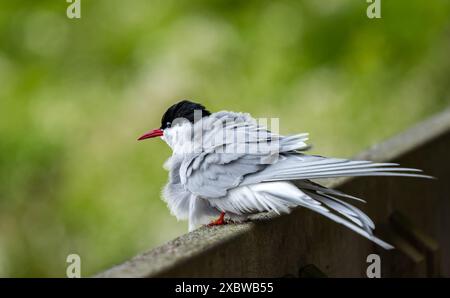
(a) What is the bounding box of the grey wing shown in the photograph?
[181,112,309,198]
[182,153,264,198]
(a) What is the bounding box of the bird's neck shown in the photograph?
[164,123,197,155]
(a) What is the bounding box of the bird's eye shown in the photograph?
[166,122,171,128]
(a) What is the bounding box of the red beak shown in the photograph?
[137,128,163,141]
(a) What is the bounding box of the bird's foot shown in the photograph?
[208,212,226,226]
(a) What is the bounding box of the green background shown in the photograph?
[0,0,449,277]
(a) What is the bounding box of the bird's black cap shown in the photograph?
[160,100,211,129]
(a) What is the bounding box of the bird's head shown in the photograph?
[138,100,211,148]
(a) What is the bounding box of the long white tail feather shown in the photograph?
[295,180,367,203]
[301,190,394,249]
[268,167,421,178]
[215,181,394,249]
[264,172,433,181]
[242,155,433,186]
[262,183,393,249]
[315,192,375,231]
[274,163,405,174]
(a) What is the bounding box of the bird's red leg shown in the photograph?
[208,212,226,226]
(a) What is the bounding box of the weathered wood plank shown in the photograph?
[97,108,450,278]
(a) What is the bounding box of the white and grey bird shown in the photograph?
[138,100,431,249]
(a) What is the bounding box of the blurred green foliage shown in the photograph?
[0,0,449,277]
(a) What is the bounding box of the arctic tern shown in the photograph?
[138,100,431,249]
